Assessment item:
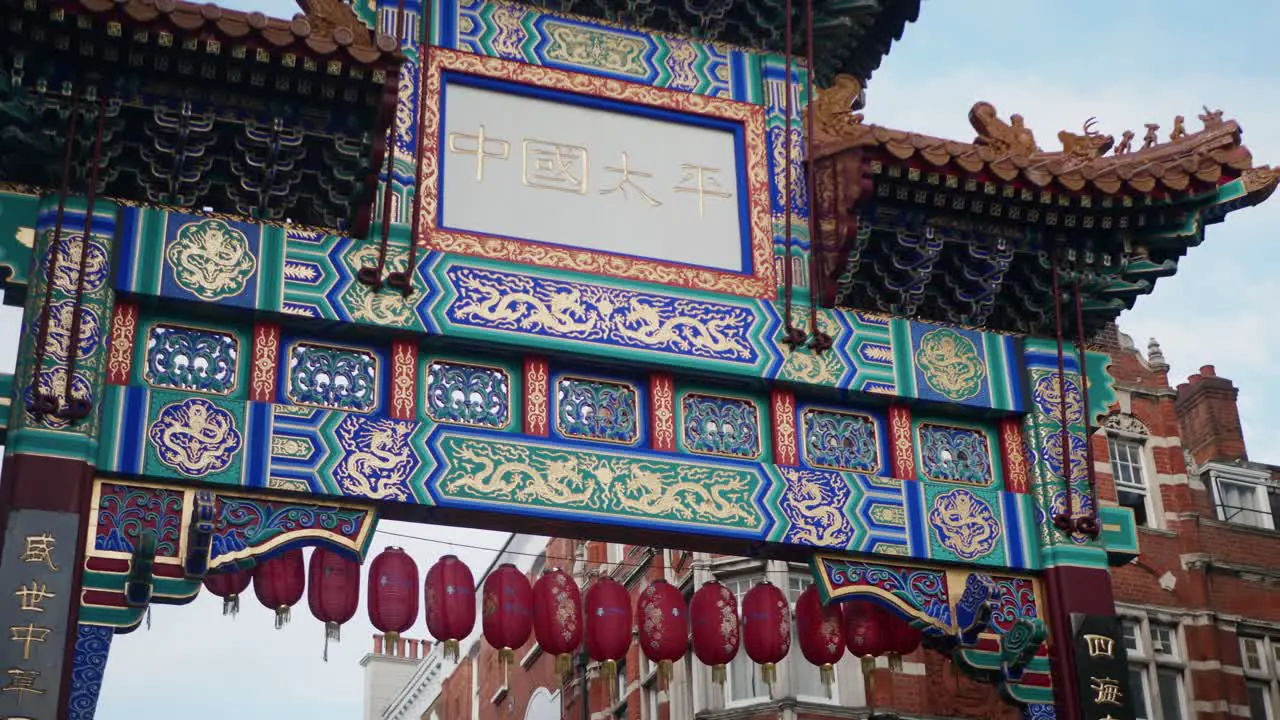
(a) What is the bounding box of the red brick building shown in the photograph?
[368,326,1280,720]
[1096,328,1280,720]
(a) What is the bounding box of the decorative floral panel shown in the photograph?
[680,392,761,459]
[801,408,881,473]
[142,323,239,396]
[424,360,511,429]
[554,375,640,445]
[285,341,379,413]
[917,422,995,487]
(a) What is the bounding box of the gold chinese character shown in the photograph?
[1084,633,1115,659]
[600,152,662,207]
[0,669,43,704]
[447,125,510,182]
[13,583,54,613]
[673,163,732,216]
[522,140,588,194]
[8,626,49,661]
[18,535,56,572]
[1090,676,1123,706]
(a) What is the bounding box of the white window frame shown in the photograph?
[1122,617,1189,720]
[1107,431,1161,529]
[785,571,840,705]
[723,574,769,707]
[1208,464,1276,531]
[640,651,659,720]
[1241,635,1279,720]
[606,543,625,572]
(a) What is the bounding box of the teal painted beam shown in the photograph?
[106,207,1028,413]
[95,384,1039,570]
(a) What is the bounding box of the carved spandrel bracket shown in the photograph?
[80,479,379,631]
[809,553,1053,707]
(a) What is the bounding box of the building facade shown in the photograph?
[362,328,1280,720]
[1096,328,1280,720]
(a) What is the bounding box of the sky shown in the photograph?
[0,1,1277,718]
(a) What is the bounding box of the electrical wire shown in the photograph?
[375,528,681,572]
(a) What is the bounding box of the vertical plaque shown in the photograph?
[1072,614,1137,720]
[0,509,81,719]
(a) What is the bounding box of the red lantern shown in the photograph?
[886,612,922,672]
[584,575,632,701]
[637,580,687,682]
[741,580,791,687]
[252,548,305,629]
[368,547,420,645]
[533,568,583,680]
[425,555,476,662]
[483,563,533,675]
[203,567,251,617]
[308,548,360,661]
[844,600,894,711]
[690,581,739,686]
[844,600,891,659]
[795,585,843,688]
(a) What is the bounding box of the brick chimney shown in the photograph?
[1175,365,1247,466]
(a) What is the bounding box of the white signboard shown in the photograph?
[440,82,746,271]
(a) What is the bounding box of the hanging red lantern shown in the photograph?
[584,575,632,702]
[252,548,305,629]
[844,599,893,712]
[307,548,360,661]
[483,563,533,676]
[368,547,420,645]
[533,568,583,680]
[424,555,476,662]
[203,566,252,617]
[690,581,739,686]
[886,612,922,672]
[795,585,843,689]
[637,580,687,682]
[741,580,791,687]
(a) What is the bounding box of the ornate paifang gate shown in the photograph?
[0,0,1274,718]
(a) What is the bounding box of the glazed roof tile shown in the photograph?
[67,0,403,66]
[811,77,1276,202]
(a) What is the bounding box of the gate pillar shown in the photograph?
[1022,340,1130,720]
[0,196,117,719]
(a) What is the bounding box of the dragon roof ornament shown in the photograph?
[809,95,1277,201]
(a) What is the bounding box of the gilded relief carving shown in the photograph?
[447,266,755,361]
[435,435,761,528]
[147,398,243,478]
[915,328,987,402]
[165,219,258,301]
[778,468,853,547]
[332,415,418,501]
[928,488,1000,561]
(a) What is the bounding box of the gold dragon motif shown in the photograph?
[333,418,416,501]
[438,438,758,527]
[452,273,749,358]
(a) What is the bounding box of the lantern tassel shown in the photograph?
[861,655,876,714]
[761,662,777,688]
[820,663,834,694]
[712,664,726,686]
[888,652,903,673]
[386,631,400,648]
[323,621,341,663]
[604,660,618,704]
[555,653,572,682]
[145,606,152,631]
[500,647,514,680]
[223,593,240,618]
[444,639,460,662]
[275,605,291,630]
[659,659,672,684]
